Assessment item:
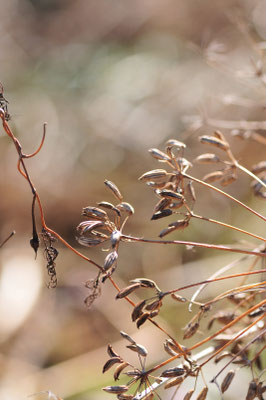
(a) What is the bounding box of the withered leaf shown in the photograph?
[116,283,142,299]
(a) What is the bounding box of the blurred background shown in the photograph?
[0,0,265,399]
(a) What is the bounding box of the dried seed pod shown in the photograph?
[102,385,129,394]
[149,310,159,318]
[221,370,235,393]
[136,312,150,328]
[164,341,177,356]
[160,367,185,378]
[126,343,148,357]
[103,251,118,271]
[76,236,104,247]
[145,299,162,311]
[246,381,258,400]
[248,305,266,318]
[159,226,178,238]
[151,209,173,220]
[153,198,172,213]
[77,220,104,235]
[158,189,184,201]
[199,135,229,151]
[183,322,199,339]
[166,139,186,149]
[117,394,134,400]
[116,202,135,215]
[149,148,171,162]
[130,278,156,288]
[104,180,123,201]
[169,199,184,209]
[168,219,189,230]
[164,376,185,389]
[107,344,120,358]
[220,173,237,186]
[251,178,266,199]
[116,283,142,299]
[194,153,220,164]
[98,201,121,216]
[131,299,147,322]
[102,357,122,373]
[142,393,154,400]
[214,351,232,363]
[113,362,129,381]
[171,293,187,302]
[124,369,142,378]
[139,169,169,181]
[110,230,121,249]
[251,161,266,174]
[183,389,194,400]
[196,386,208,400]
[186,181,196,202]
[203,170,224,183]
[82,206,107,220]
[120,331,135,344]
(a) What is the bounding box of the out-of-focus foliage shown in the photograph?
[0,1,265,399]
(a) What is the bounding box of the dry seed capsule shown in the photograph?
[131,299,147,321]
[102,357,122,373]
[102,385,129,394]
[110,230,121,249]
[116,283,142,299]
[199,135,229,151]
[98,201,121,216]
[103,251,118,271]
[246,381,257,400]
[159,226,178,238]
[164,376,185,389]
[168,219,189,230]
[117,395,134,400]
[104,180,123,201]
[220,173,237,186]
[171,293,187,302]
[76,220,104,234]
[196,386,208,400]
[158,189,184,201]
[116,202,135,215]
[151,209,172,220]
[183,389,194,400]
[166,139,186,149]
[153,198,171,213]
[203,170,224,183]
[120,331,135,344]
[251,161,266,174]
[149,148,171,162]
[76,236,103,247]
[221,370,235,393]
[160,367,185,378]
[136,312,150,328]
[130,278,156,288]
[113,362,129,381]
[145,299,162,311]
[138,169,168,181]
[214,351,232,363]
[126,343,148,357]
[107,344,120,358]
[183,322,199,339]
[194,153,220,164]
[82,206,107,219]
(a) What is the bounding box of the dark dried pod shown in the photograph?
[98,201,121,216]
[168,219,190,230]
[120,331,136,344]
[159,226,178,238]
[158,189,184,201]
[116,283,142,299]
[76,236,105,247]
[149,310,159,318]
[217,311,235,325]
[149,148,171,162]
[164,376,185,389]
[251,161,266,174]
[104,180,123,201]
[139,169,169,181]
[103,251,118,271]
[107,344,120,358]
[248,305,265,318]
[171,293,187,302]
[126,343,148,357]
[82,206,107,220]
[194,153,220,164]
[246,381,258,400]
[160,367,185,378]
[113,362,129,381]
[102,357,122,373]
[196,386,208,400]
[117,394,134,400]
[203,170,224,183]
[153,198,172,213]
[124,369,142,378]
[136,312,150,328]
[183,389,194,400]
[220,173,237,186]
[110,230,121,249]
[199,135,229,151]
[164,341,177,356]
[214,351,232,363]
[102,385,128,394]
[131,299,147,322]
[151,209,173,220]
[145,299,162,311]
[183,322,199,339]
[221,370,235,393]
[166,139,186,149]
[130,278,156,288]
[116,202,135,215]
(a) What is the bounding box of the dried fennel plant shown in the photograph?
[0,81,265,399]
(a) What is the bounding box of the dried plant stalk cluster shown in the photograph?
[0,80,265,400]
